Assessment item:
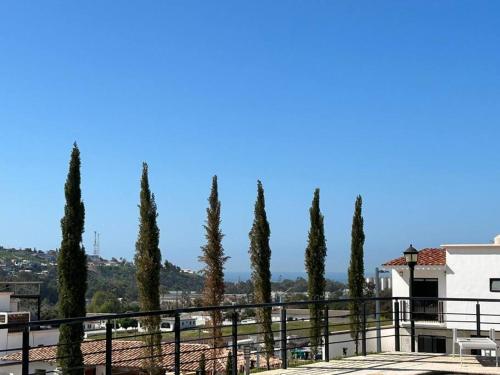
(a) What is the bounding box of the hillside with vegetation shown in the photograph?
[0,246,349,318]
[0,246,204,310]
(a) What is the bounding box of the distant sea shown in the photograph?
[225,271,348,283]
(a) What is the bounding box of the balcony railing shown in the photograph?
[400,299,445,324]
[1,296,500,375]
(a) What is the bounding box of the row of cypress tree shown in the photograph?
[200,179,366,364]
[56,146,166,374]
[56,144,365,374]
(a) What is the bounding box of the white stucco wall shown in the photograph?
[390,268,446,299]
[388,244,500,332]
[0,295,13,313]
[0,361,55,375]
[327,326,395,358]
[391,267,447,322]
[445,246,500,330]
[0,329,59,355]
[0,362,105,375]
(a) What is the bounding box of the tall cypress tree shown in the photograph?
[249,180,274,369]
[57,143,87,375]
[199,176,228,371]
[348,195,365,355]
[135,163,162,374]
[305,188,327,356]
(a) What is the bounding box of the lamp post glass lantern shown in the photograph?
[404,244,418,352]
[404,244,418,265]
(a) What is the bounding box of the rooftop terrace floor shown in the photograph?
[265,352,500,374]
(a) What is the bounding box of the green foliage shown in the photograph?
[88,290,121,313]
[348,195,365,355]
[225,279,253,295]
[134,163,162,374]
[88,261,204,304]
[117,317,138,329]
[0,246,204,311]
[282,293,308,303]
[199,176,228,348]
[57,144,87,375]
[304,189,327,355]
[161,260,204,291]
[40,299,59,320]
[249,181,274,369]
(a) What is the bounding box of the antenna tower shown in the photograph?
[93,231,100,257]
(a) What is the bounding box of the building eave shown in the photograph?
[441,244,500,249]
[381,265,446,271]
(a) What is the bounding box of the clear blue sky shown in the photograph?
[1,1,500,276]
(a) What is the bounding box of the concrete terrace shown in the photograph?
[264,352,500,375]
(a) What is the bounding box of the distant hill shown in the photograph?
[0,246,348,313]
[0,246,204,306]
[87,259,204,304]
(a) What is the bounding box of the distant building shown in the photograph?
[0,289,58,357]
[137,314,197,332]
[365,276,391,291]
[84,313,117,333]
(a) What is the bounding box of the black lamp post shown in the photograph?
[404,244,418,352]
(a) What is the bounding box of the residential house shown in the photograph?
[382,235,500,354]
[0,291,58,357]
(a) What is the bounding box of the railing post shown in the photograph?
[37,296,41,321]
[174,312,181,375]
[361,301,367,356]
[280,307,287,369]
[394,300,400,352]
[410,298,415,352]
[105,321,113,375]
[22,325,29,375]
[375,267,382,353]
[476,302,481,337]
[323,303,329,362]
[232,311,238,375]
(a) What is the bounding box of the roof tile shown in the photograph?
[0,340,280,372]
[382,248,445,267]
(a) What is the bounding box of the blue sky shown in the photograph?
[1,1,500,275]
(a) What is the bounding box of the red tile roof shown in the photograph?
[382,248,446,267]
[0,340,281,372]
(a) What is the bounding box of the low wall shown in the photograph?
[0,328,59,356]
[326,326,395,358]
[399,326,500,354]
[0,361,55,375]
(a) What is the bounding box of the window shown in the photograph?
[418,335,446,353]
[413,278,439,321]
[490,279,500,292]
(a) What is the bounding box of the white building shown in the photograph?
[137,314,197,332]
[382,235,500,354]
[365,276,391,291]
[0,291,59,374]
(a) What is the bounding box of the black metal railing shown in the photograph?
[400,300,445,323]
[2,296,500,374]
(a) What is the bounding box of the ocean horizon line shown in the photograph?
[225,271,348,283]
